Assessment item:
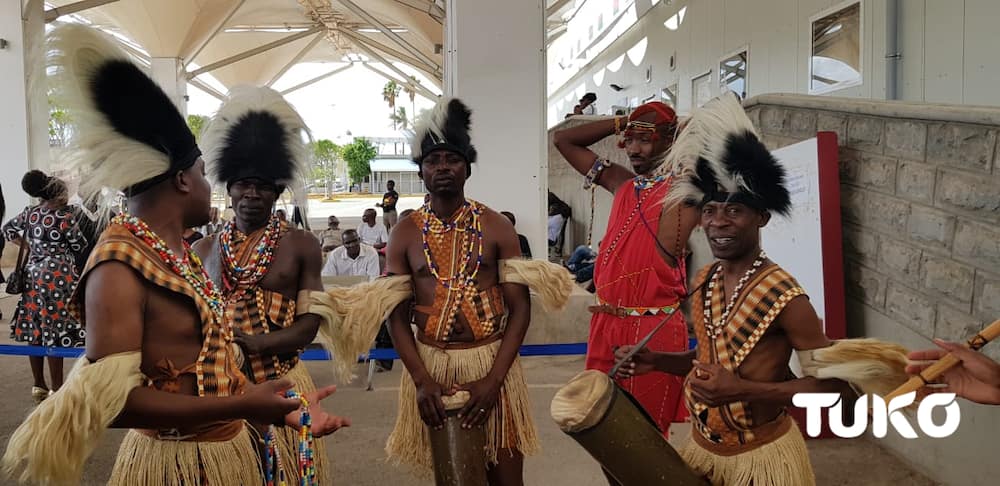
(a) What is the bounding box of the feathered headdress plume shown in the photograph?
[200,85,311,192]
[47,23,200,201]
[410,98,477,171]
[665,93,791,215]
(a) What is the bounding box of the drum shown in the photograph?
[428,391,488,486]
[551,370,708,486]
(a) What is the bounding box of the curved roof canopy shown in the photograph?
[44,0,446,99]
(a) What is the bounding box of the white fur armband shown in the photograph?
[499,259,575,312]
[306,275,412,383]
[796,338,910,397]
[3,351,144,485]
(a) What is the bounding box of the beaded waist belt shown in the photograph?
[588,298,679,318]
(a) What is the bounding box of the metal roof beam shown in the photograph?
[44,0,119,22]
[390,0,444,23]
[265,32,325,87]
[186,25,324,79]
[349,40,437,100]
[337,28,440,81]
[182,0,246,68]
[280,63,354,95]
[336,0,439,69]
[360,62,436,102]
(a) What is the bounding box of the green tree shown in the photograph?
[310,139,342,197]
[48,95,71,147]
[186,115,209,142]
[341,137,377,190]
[389,106,409,131]
[382,80,401,109]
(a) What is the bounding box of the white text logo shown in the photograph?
[791,392,960,439]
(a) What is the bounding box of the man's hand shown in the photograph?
[457,376,503,429]
[415,379,453,429]
[233,328,261,357]
[613,345,658,379]
[907,339,1000,405]
[284,385,352,437]
[688,361,746,407]
[239,379,301,425]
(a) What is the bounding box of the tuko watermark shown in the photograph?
[792,392,961,439]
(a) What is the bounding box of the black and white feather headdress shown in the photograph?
[200,86,311,192]
[410,98,477,168]
[47,24,200,199]
[666,93,791,215]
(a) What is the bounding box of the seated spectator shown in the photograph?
[566,244,597,283]
[547,204,566,247]
[358,208,388,250]
[319,215,343,253]
[275,208,287,222]
[501,211,532,258]
[321,229,380,279]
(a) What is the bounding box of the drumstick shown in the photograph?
[886,317,1000,401]
[608,310,677,379]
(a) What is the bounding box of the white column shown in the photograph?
[444,0,547,258]
[0,0,46,214]
[150,57,188,116]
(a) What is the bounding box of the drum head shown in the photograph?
[551,370,615,433]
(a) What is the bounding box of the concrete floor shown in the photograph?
[0,294,940,486]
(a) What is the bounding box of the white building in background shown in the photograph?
[366,136,425,195]
[547,0,1000,125]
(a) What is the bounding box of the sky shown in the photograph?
[187,61,439,146]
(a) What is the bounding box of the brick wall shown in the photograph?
[745,94,999,486]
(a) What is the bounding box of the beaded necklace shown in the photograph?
[220,216,282,291]
[113,213,225,396]
[265,390,315,486]
[113,214,225,317]
[419,200,484,292]
[703,250,768,338]
[599,176,664,267]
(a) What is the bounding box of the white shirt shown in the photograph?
[548,214,565,241]
[357,222,389,246]
[322,244,380,279]
[582,103,596,115]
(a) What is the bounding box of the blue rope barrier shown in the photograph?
[0,339,697,361]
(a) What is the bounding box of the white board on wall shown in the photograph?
[760,133,846,339]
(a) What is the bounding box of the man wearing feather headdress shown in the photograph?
[2,25,346,486]
[382,98,574,484]
[553,102,700,441]
[194,86,336,484]
[614,94,912,485]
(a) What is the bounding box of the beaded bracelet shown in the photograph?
[583,157,613,189]
[265,390,316,486]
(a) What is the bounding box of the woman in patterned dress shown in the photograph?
[2,170,88,403]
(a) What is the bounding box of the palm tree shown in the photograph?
[382,80,401,109]
[389,106,409,131]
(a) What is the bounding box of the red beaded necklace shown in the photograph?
[219,216,282,290]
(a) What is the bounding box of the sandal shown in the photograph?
[31,386,49,404]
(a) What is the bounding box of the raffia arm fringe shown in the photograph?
[307,275,412,382]
[680,425,815,486]
[797,338,910,397]
[108,427,262,486]
[276,361,332,485]
[499,259,575,311]
[2,351,143,485]
[385,340,540,478]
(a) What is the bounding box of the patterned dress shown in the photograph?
[2,205,88,347]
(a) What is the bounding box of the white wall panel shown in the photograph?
[923,0,964,104]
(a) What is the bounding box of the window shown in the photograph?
[810,1,862,93]
[720,49,748,99]
[692,71,712,108]
[660,83,678,107]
